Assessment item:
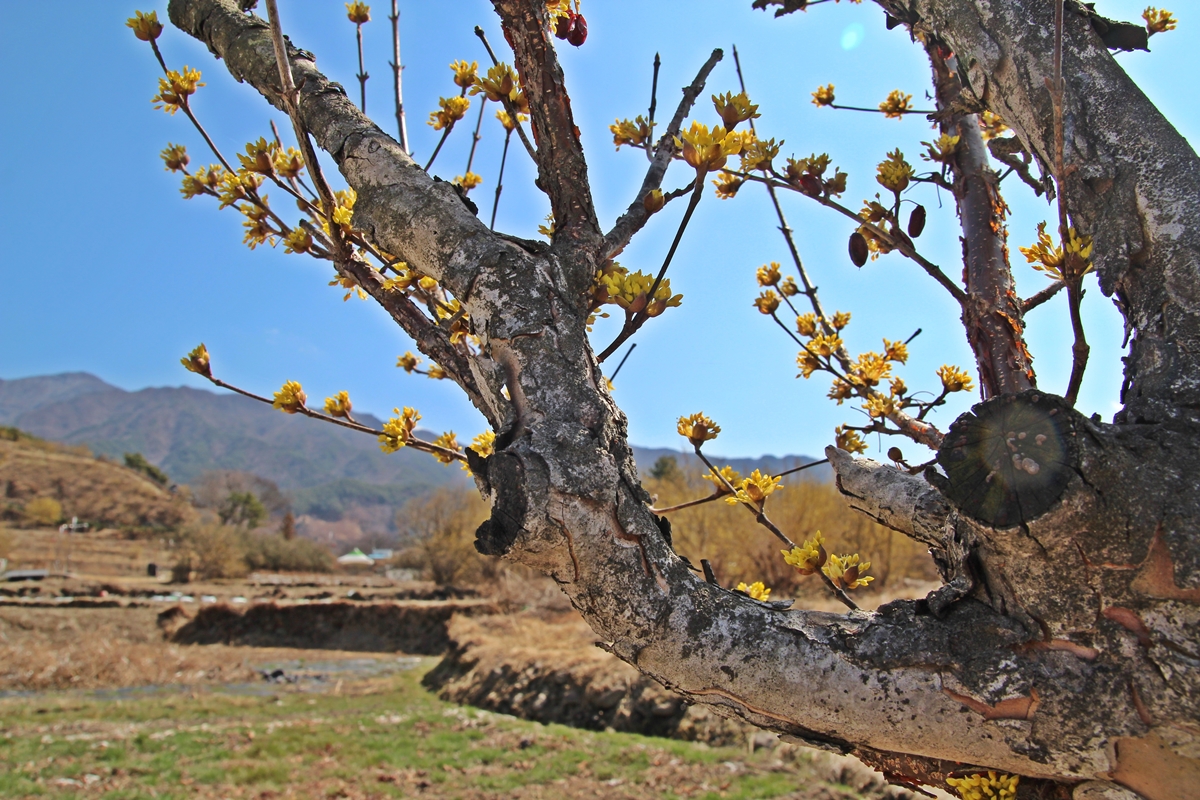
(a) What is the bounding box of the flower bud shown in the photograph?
[642,189,665,214]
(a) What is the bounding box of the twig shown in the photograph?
[264,0,350,265]
[650,458,830,515]
[602,48,724,260]
[610,343,637,381]
[490,128,512,230]
[474,26,537,164]
[464,96,487,175]
[354,19,368,112]
[597,177,703,363]
[827,103,935,115]
[424,124,455,172]
[388,0,410,153]
[645,52,661,160]
[1021,281,1066,313]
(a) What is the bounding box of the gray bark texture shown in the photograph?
[167,1,1199,798]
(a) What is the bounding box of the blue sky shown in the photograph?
[0,1,1194,460]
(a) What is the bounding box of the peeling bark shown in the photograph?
[167,1,1200,798]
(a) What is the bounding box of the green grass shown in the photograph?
[0,663,832,799]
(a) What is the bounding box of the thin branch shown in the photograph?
[388,0,410,153]
[650,458,829,515]
[602,48,724,260]
[423,124,455,172]
[597,176,703,363]
[474,26,537,164]
[354,21,368,112]
[1021,280,1066,313]
[490,128,513,230]
[464,95,487,175]
[826,103,935,115]
[644,52,661,160]
[263,0,349,264]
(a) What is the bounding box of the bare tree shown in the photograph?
[149,1,1197,797]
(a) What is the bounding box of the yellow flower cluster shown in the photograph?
[431,432,461,464]
[471,63,517,102]
[1018,222,1094,281]
[979,111,1008,141]
[429,96,471,130]
[736,581,772,601]
[240,201,275,249]
[180,344,212,378]
[676,121,744,173]
[180,165,222,199]
[345,1,371,24]
[396,351,421,373]
[713,171,744,199]
[610,115,656,149]
[878,89,912,119]
[272,380,307,414]
[427,364,448,380]
[740,137,781,172]
[284,228,313,255]
[450,60,478,88]
[160,143,189,172]
[711,91,760,131]
[725,469,782,509]
[379,407,420,453]
[324,391,353,419]
[677,413,720,447]
[756,262,781,287]
[1143,7,1177,35]
[217,170,263,210]
[835,425,867,455]
[945,772,1019,800]
[922,134,960,163]
[454,172,483,191]
[594,265,682,318]
[811,84,835,107]
[937,365,974,393]
[126,10,163,41]
[782,532,825,575]
[702,465,742,493]
[876,149,914,194]
[785,153,847,197]
[329,272,366,301]
[824,553,873,590]
[754,291,780,315]
[153,67,205,115]
[468,430,496,458]
[496,109,527,132]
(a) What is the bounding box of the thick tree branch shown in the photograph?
[870,0,1200,425]
[926,44,1035,399]
[492,0,602,266]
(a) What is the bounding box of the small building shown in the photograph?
[336,548,374,567]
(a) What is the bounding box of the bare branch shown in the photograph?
[388,0,410,153]
[602,48,723,261]
[1021,280,1065,313]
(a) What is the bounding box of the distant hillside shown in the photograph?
[0,374,823,533]
[629,445,830,483]
[0,427,195,532]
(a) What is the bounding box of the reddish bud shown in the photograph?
[567,14,587,46]
[907,204,927,238]
[849,231,869,267]
[554,12,573,40]
[798,174,823,197]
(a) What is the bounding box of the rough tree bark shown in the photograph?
[167,1,1198,798]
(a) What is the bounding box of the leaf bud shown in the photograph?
[643,188,665,214]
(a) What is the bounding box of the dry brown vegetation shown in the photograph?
[643,468,939,597]
[0,429,195,533]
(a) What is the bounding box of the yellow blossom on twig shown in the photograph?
[468,430,496,458]
[427,364,447,380]
[711,91,760,131]
[1018,221,1093,281]
[921,133,960,163]
[811,84,835,107]
[756,262,781,287]
[823,553,873,590]
[678,413,720,447]
[676,121,744,173]
[153,67,205,114]
[1143,8,1177,35]
[160,143,189,172]
[284,228,313,255]
[725,469,782,508]
[126,10,163,41]
[272,380,307,414]
[471,63,517,102]
[835,425,867,455]
[496,109,527,132]
[431,431,461,464]
[946,772,1019,800]
[754,291,780,315]
[937,365,974,393]
[429,96,471,130]
[831,311,851,330]
[396,351,421,373]
[454,172,483,191]
[180,344,212,378]
[701,465,742,493]
[782,531,826,575]
[736,581,772,601]
[979,111,1009,141]
[345,2,371,24]
[876,149,914,194]
[878,89,912,119]
[610,115,656,148]
[379,407,420,453]
[450,59,478,88]
[713,171,744,199]
[324,391,353,419]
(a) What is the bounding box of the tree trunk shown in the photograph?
[167,1,1200,797]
